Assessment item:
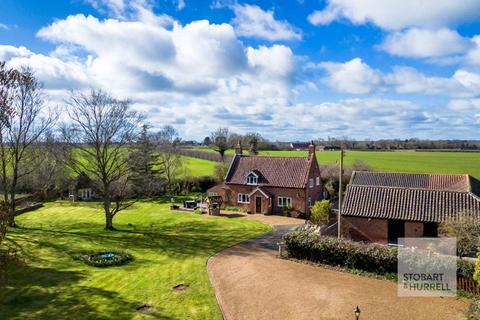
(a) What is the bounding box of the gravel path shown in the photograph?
[207,215,469,320]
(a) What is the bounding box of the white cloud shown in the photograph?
[380,28,473,58]
[448,98,480,110]
[0,23,8,30]
[317,58,382,94]
[308,0,480,30]
[467,35,480,64]
[316,58,480,97]
[232,4,301,41]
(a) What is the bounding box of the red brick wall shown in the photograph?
[306,155,324,215]
[342,216,388,244]
[405,221,424,238]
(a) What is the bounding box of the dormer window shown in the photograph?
[246,172,259,185]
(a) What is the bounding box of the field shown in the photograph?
[0,201,270,319]
[186,148,480,179]
[179,156,217,177]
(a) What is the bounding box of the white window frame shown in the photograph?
[237,193,250,203]
[316,176,320,186]
[277,197,292,207]
[246,172,258,185]
[309,178,314,188]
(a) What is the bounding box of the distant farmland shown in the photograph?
[185,148,480,179]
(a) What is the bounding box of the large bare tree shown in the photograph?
[210,127,230,161]
[0,64,55,227]
[62,90,141,230]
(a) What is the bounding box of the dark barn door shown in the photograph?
[255,197,262,213]
[388,220,405,244]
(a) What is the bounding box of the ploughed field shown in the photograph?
[0,200,270,319]
[187,148,480,179]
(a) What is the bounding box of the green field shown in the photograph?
[0,200,270,319]
[179,156,217,177]
[186,148,480,179]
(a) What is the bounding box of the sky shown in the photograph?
[1,0,480,141]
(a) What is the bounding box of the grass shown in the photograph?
[186,147,480,179]
[0,200,271,319]
[178,156,217,177]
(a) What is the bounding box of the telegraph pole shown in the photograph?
[338,149,344,239]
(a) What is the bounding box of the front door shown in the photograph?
[255,196,262,213]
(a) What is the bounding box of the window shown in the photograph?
[309,178,314,188]
[237,193,250,203]
[278,197,292,207]
[316,176,320,186]
[246,174,258,185]
[308,197,312,208]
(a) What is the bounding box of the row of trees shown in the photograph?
[0,62,183,232]
[207,128,265,160]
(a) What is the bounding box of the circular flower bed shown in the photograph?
[73,251,133,267]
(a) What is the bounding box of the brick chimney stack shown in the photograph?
[235,140,243,155]
[308,140,316,157]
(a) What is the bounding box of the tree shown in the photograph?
[128,124,162,196]
[26,132,68,200]
[210,127,230,161]
[156,125,182,192]
[213,162,229,183]
[310,200,332,226]
[245,132,261,155]
[202,136,211,146]
[62,90,141,230]
[0,65,55,227]
[439,214,480,257]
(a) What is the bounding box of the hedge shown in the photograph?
[284,229,476,278]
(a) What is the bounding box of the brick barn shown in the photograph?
[342,171,480,244]
[207,142,325,217]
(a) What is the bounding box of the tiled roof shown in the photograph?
[343,171,480,222]
[225,155,312,188]
[351,171,473,192]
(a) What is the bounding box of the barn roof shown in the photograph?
[343,171,480,223]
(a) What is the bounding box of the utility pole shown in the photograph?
[338,149,344,239]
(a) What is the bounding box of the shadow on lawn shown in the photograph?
[15,218,267,261]
[0,263,175,320]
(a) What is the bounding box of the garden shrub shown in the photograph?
[309,200,332,225]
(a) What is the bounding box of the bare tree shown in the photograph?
[62,90,141,230]
[210,127,230,161]
[0,65,55,227]
[156,125,182,191]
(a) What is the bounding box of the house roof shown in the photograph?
[343,171,480,223]
[225,155,313,188]
[290,142,310,149]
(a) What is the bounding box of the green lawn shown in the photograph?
[186,148,480,179]
[179,156,217,177]
[1,201,271,319]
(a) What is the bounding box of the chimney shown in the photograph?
[235,140,243,155]
[308,140,315,157]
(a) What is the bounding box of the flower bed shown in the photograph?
[73,250,133,267]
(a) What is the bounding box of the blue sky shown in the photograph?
[1,0,480,140]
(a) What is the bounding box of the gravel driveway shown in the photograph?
[207,215,469,320]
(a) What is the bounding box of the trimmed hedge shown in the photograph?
[284,229,396,274]
[284,229,476,278]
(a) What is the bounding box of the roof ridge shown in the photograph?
[348,184,472,194]
[355,171,469,177]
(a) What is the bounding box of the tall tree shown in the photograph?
[0,65,55,227]
[245,132,261,155]
[210,127,230,161]
[128,124,162,196]
[156,125,182,191]
[62,90,141,230]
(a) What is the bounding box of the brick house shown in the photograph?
[341,171,480,244]
[208,142,324,217]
